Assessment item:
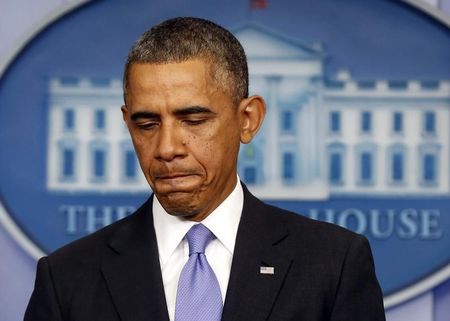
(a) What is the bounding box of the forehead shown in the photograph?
[128,59,213,90]
[126,60,232,109]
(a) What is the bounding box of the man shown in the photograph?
[25,17,385,321]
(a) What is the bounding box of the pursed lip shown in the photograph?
[153,173,200,192]
[155,173,196,180]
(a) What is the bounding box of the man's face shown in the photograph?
[122,59,243,221]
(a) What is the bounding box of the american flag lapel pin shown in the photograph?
[260,266,275,275]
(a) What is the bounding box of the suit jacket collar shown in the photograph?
[101,197,170,321]
[100,183,292,321]
[222,184,293,321]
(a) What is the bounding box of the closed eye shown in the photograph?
[135,121,159,130]
[130,111,160,130]
[183,118,208,126]
[176,106,215,126]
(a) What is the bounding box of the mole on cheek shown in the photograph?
[205,143,213,154]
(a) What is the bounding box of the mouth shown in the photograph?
[156,173,195,180]
[154,172,201,186]
[152,172,201,194]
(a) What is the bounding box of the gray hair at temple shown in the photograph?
[123,17,249,106]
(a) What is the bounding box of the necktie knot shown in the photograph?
[186,224,214,255]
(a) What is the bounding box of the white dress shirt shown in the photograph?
[152,179,243,321]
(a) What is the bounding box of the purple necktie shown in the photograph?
[174,224,223,321]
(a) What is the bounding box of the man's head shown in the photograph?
[123,17,248,106]
[122,17,265,221]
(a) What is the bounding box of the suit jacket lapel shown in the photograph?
[101,198,170,321]
[222,185,293,321]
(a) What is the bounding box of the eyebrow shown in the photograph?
[130,111,159,121]
[130,105,215,121]
[173,106,216,117]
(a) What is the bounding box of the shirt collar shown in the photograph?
[153,177,244,267]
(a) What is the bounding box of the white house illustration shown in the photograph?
[46,78,148,193]
[46,24,450,199]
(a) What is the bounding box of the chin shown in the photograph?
[158,193,201,217]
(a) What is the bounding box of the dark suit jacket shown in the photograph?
[25,185,385,321]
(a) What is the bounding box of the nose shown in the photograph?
[155,122,187,161]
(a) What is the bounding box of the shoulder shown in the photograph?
[244,185,359,241]
[44,198,152,269]
[258,199,375,280]
[242,185,367,259]
[267,201,362,249]
[29,198,155,312]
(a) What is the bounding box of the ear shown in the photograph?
[121,105,129,123]
[238,95,266,144]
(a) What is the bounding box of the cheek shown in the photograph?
[188,134,214,162]
[130,134,154,166]
[190,132,238,172]
[184,132,215,169]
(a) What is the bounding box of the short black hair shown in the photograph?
[123,17,248,105]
